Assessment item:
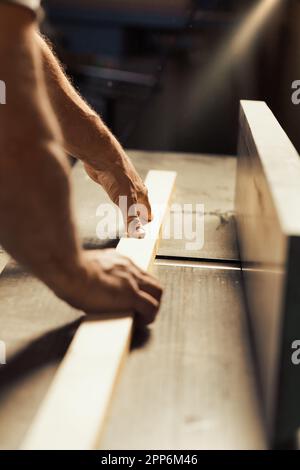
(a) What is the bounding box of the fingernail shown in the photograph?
[134,227,146,239]
[128,226,145,239]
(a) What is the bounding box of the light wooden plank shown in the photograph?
[236,100,300,446]
[0,249,9,276]
[21,170,176,450]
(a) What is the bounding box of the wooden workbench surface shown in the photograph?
[0,151,265,449]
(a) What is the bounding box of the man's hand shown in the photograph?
[84,160,152,238]
[65,250,162,326]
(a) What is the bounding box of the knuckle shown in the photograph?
[123,275,138,294]
[119,254,131,264]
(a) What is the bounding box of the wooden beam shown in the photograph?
[236,100,300,446]
[21,170,176,450]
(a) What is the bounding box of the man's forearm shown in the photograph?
[0,7,85,301]
[37,34,128,172]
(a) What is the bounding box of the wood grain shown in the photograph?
[236,100,300,445]
[21,170,176,450]
[101,260,266,450]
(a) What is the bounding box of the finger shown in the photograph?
[137,274,163,302]
[138,192,152,222]
[124,259,163,301]
[84,163,99,184]
[134,290,160,325]
[129,200,151,227]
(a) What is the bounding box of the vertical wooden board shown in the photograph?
[21,170,176,450]
[236,100,300,445]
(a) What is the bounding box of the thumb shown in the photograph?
[127,216,146,239]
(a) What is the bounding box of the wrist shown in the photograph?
[43,251,88,304]
[69,113,123,172]
[51,252,101,311]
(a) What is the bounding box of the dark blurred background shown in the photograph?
[41,0,300,156]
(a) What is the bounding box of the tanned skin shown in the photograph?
[0,4,162,325]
